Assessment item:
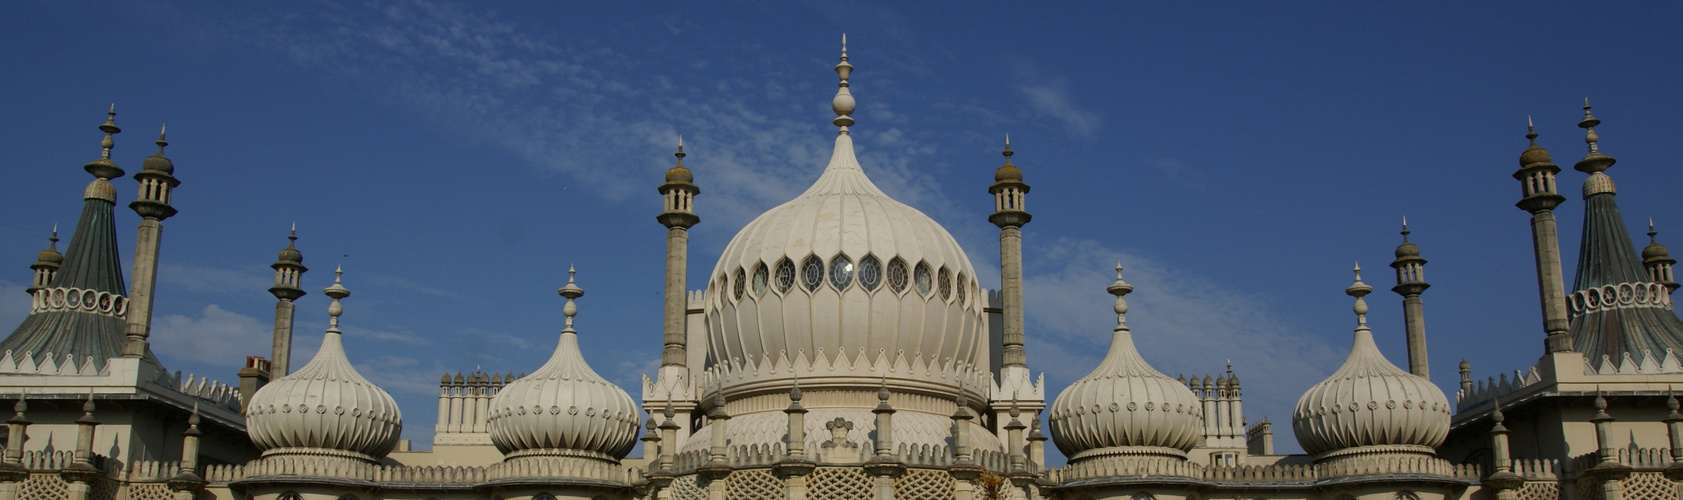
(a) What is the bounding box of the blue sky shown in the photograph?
[2,2,1681,464]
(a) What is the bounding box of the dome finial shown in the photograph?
[49,225,59,250]
[1651,218,1659,243]
[1402,217,1411,242]
[83,105,125,180]
[1107,262,1134,330]
[1347,263,1373,328]
[324,265,349,330]
[1527,116,1537,144]
[1575,98,1617,174]
[155,124,167,154]
[831,34,856,132]
[559,265,584,332]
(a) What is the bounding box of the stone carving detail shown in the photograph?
[670,473,704,500]
[820,417,860,462]
[21,474,69,500]
[1621,472,1674,500]
[1516,481,1560,500]
[893,469,955,500]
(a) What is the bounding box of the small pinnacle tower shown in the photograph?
[268,225,308,377]
[1390,219,1431,379]
[1644,220,1678,293]
[656,137,699,369]
[27,228,61,295]
[122,124,181,358]
[1513,116,1573,353]
[832,34,855,133]
[991,136,1033,371]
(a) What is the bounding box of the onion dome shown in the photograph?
[35,229,62,266]
[1644,221,1671,261]
[1394,220,1421,259]
[994,136,1023,182]
[487,267,640,462]
[707,38,984,384]
[277,224,303,265]
[246,267,403,462]
[1049,265,1203,461]
[1518,116,1553,169]
[664,137,694,184]
[1293,265,1449,461]
[141,125,174,174]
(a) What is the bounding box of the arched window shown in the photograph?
[752,262,769,297]
[886,257,908,293]
[829,254,854,290]
[937,267,953,301]
[857,255,882,291]
[732,268,747,301]
[801,255,824,292]
[955,272,967,305]
[913,262,933,296]
[774,258,796,294]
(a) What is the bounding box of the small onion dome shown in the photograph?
[487,268,640,461]
[664,137,694,184]
[277,226,303,265]
[1293,265,1448,460]
[1049,265,1203,461]
[994,138,1023,182]
[141,127,174,174]
[36,230,62,265]
[246,268,403,461]
[1644,221,1672,261]
[1519,132,1552,169]
[1395,225,1420,259]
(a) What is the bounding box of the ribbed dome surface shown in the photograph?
[1292,328,1449,458]
[1049,328,1203,460]
[707,133,985,384]
[487,330,641,460]
[1645,240,1670,260]
[246,330,403,460]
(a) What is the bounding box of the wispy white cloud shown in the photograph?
[152,304,272,367]
[157,263,269,295]
[1018,77,1101,140]
[1022,238,1342,456]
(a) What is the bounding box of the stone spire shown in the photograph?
[121,124,181,358]
[268,225,307,377]
[1390,219,1431,379]
[1644,220,1678,293]
[26,228,62,295]
[1513,116,1573,353]
[992,136,1033,370]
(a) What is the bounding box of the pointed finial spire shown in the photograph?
[1402,217,1411,241]
[324,265,349,330]
[559,265,584,332]
[99,105,119,161]
[1576,98,1617,174]
[1108,262,1134,330]
[1668,386,1680,418]
[1594,387,1610,417]
[9,390,26,424]
[1527,115,1537,144]
[1009,394,1022,419]
[1347,263,1372,328]
[186,402,201,434]
[831,34,856,132]
[81,391,96,419]
[1651,218,1659,243]
[675,135,685,161]
[1003,135,1015,163]
[48,225,59,250]
[155,124,168,154]
[790,375,803,402]
[878,376,891,403]
[1581,98,1601,152]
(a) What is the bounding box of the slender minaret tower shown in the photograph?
[1390,219,1431,379]
[1644,220,1679,294]
[1513,116,1572,353]
[991,136,1032,371]
[268,225,307,377]
[26,228,61,295]
[656,137,699,371]
[122,124,180,358]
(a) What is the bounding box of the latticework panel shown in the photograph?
[88,478,119,500]
[893,469,953,500]
[1516,481,1560,500]
[1576,478,1603,500]
[726,469,783,500]
[809,467,872,500]
[1622,472,1677,500]
[21,474,69,500]
[125,483,176,500]
[670,474,705,500]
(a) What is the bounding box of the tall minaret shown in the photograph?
[121,125,181,358]
[1513,117,1572,353]
[26,228,61,296]
[990,137,1031,371]
[268,225,307,377]
[1390,219,1431,378]
[657,137,699,371]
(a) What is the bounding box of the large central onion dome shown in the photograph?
[1049,266,1203,461]
[1293,266,1449,460]
[246,268,402,462]
[488,269,640,461]
[704,45,984,392]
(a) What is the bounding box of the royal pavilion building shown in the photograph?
[0,40,1679,500]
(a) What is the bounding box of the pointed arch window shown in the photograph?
[801,255,824,292]
[858,255,882,291]
[752,262,769,297]
[774,258,796,294]
[956,272,967,306]
[913,262,933,297]
[732,268,747,301]
[886,257,909,293]
[938,267,953,301]
[829,254,854,290]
